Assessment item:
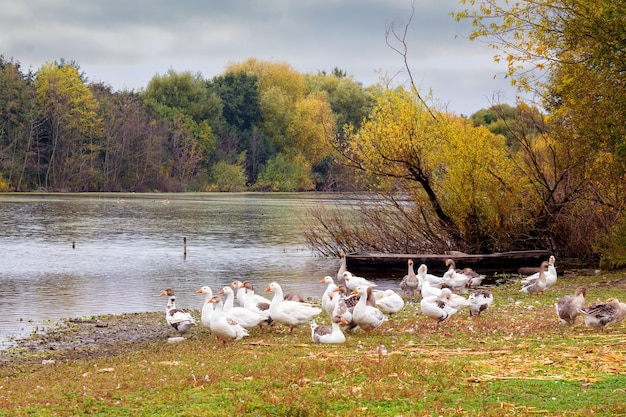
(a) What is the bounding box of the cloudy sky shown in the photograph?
[0,0,518,115]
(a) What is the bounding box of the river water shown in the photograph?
[0,192,398,346]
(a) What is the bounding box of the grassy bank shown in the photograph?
[1,271,625,416]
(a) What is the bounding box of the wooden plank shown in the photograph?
[345,250,551,278]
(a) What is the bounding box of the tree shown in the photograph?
[456,0,626,260]
[143,70,219,190]
[35,61,103,191]
[90,84,166,191]
[0,56,39,191]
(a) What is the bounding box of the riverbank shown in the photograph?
[1,271,626,416]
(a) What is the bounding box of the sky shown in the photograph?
[0,0,520,116]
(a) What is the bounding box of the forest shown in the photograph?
[1,0,625,265]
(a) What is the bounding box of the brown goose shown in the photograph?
[555,287,586,326]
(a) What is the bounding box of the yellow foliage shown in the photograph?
[35,62,103,137]
[286,91,336,165]
[346,86,530,248]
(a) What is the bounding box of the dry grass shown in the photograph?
[1,270,626,416]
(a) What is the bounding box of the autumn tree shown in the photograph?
[90,84,166,191]
[227,59,339,190]
[456,0,626,260]
[35,61,103,191]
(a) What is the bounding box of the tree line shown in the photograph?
[0,57,373,192]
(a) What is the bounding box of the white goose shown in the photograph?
[343,271,377,290]
[239,281,271,317]
[555,286,586,326]
[420,279,443,299]
[159,288,196,337]
[351,285,386,334]
[440,288,470,311]
[208,295,249,344]
[399,260,421,298]
[417,263,445,289]
[232,280,272,307]
[420,292,458,328]
[468,289,493,317]
[522,255,557,286]
[320,276,339,318]
[264,282,321,332]
[442,259,470,292]
[375,289,405,315]
[310,315,346,344]
[463,268,486,288]
[196,286,214,330]
[219,286,268,331]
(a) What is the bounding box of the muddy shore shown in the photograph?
[0,311,175,365]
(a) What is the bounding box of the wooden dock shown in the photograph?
[345,250,551,278]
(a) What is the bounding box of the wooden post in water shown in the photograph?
[183,236,187,259]
[72,240,75,249]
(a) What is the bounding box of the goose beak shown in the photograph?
[351,289,358,295]
[264,286,271,292]
[196,289,203,294]
[159,290,167,296]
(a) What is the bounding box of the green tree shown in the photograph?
[143,70,219,190]
[255,153,315,192]
[0,56,38,191]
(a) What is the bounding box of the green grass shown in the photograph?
[1,271,625,416]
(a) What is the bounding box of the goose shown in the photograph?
[417,264,445,289]
[522,255,557,285]
[520,261,549,295]
[159,288,196,337]
[238,282,272,330]
[331,288,358,333]
[463,268,486,288]
[239,281,271,312]
[555,287,586,326]
[578,298,626,331]
[264,282,321,332]
[375,289,405,315]
[337,251,348,281]
[195,286,214,330]
[320,276,339,317]
[218,286,268,330]
[420,292,458,328]
[442,259,470,292]
[399,260,421,298]
[468,289,493,317]
[421,279,443,299]
[343,271,377,290]
[351,285,386,334]
[232,280,271,307]
[208,295,249,344]
[283,291,306,303]
[310,315,346,344]
[440,288,470,311]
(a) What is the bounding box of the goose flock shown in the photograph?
[159,254,626,345]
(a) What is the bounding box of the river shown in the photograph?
[0,192,399,346]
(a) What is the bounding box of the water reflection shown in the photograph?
[0,193,399,347]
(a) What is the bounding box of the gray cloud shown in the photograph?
[0,0,516,114]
